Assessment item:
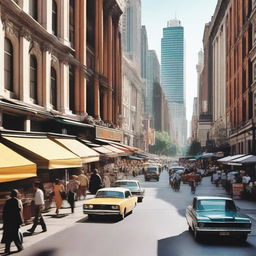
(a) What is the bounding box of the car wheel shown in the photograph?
[138,197,143,203]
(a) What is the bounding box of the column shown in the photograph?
[98,0,104,74]
[0,16,4,95]
[107,14,113,122]
[60,62,69,113]
[59,0,70,46]
[20,35,30,103]
[42,50,51,109]
[41,0,52,33]
[94,0,100,118]
[24,117,31,132]
[79,0,87,114]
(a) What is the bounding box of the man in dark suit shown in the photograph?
[1,189,24,254]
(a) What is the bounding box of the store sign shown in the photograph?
[96,126,123,142]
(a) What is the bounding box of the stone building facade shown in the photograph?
[0,0,124,141]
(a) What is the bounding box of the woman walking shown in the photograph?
[53,179,64,215]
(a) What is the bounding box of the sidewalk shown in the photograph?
[0,197,92,255]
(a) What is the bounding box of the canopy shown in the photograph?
[232,155,256,164]
[103,145,126,156]
[96,139,139,152]
[0,143,37,182]
[92,146,118,157]
[217,154,245,163]
[3,135,82,169]
[52,138,100,164]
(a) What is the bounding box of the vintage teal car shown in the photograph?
[186,196,251,242]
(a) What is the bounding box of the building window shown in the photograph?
[52,0,57,35]
[69,66,75,112]
[30,55,38,103]
[4,38,14,91]
[50,67,57,109]
[69,0,75,48]
[29,0,38,20]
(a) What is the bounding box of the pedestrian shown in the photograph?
[27,182,47,234]
[67,175,79,213]
[77,171,89,200]
[1,189,24,254]
[89,169,102,194]
[103,170,111,188]
[53,179,65,215]
[242,173,251,191]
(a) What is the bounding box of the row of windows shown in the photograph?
[4,37,74,111]
[19,0,75,46]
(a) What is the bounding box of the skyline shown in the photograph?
[141,0,218,136]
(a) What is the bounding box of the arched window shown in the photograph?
[4,38,14,91]
[69,66,75,111]
[50,67,57,109]
[52,0,57,35]
[30,55,38,103]
[29,0,38,20]
[69,0,75,47]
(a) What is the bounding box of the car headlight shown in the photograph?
[84,204,93,209]
[111,205,119,210]
[198,222,205,228]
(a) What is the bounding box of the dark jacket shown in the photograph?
[89,174,102,194]
[1,197,23,244]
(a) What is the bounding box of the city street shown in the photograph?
[18,171,256,256]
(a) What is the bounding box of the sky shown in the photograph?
[141,0,218,137]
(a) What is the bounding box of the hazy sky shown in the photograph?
[141,0,218,136]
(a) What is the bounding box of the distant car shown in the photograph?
[114,180,145,202]
[169,166,185,175]
[145,166,160,181]
[186,196,251,242]
[83,188,137,220]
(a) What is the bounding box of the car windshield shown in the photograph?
[197,199,237,212]
[147,167,158,172]
[96,191,124,198]
[116,182,138,187]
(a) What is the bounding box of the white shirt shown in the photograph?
[242,176,251,184]
[34,188,45,205]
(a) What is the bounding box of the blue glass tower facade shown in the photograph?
[161,19,187,145]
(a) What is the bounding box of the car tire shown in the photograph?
[138,197,143,203]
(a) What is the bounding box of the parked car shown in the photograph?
[83,188,137,220]
[186,196,251,242]
[144,166,160,181]
[114,180,145,202]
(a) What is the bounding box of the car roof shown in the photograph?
[97,188,128,192]
[115,180,139,183]
[195,196,232,201]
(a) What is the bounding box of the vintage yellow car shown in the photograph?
[83,188,137,220]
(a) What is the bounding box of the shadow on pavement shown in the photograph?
[25,249,58,256]
[158,231,255,256]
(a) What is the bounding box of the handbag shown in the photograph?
[60,191,67,200]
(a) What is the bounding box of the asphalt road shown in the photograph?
[20,171,256,256]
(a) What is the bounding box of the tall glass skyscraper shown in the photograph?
[161,19,187,146]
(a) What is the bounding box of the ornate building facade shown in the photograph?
[0,0,124,141]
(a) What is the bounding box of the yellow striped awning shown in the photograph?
[52,138,100,164]
[2,136,82,170]
[0,143,37,182]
